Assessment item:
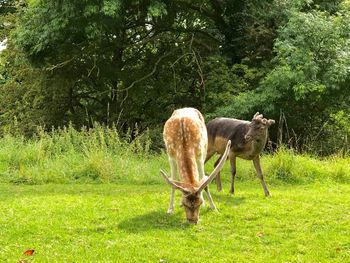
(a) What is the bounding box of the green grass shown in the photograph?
[0,183,349,262]
[0,127,349,262]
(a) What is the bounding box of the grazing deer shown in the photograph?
[205,112,275,197]
[160,107,231,223]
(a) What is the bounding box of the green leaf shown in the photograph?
[148,1,167,17]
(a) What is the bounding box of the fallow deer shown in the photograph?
[160,107,231,223]
[205,112,275,197]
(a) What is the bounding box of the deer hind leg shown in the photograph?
[205,149,221,190]
[213,155,224,192]
[229,154,236,194]
[167,157,178,214]
[204,148,215,163]
[253,155,270,197]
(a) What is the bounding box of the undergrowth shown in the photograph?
[0,125,349,185]
[0,124,165,185]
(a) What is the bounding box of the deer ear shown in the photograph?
[253,112,264,121]
[253,112,260,119]
[267,119,275,126]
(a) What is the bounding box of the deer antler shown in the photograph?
[160,170,191,193]
[253,112,274,125]
[196,140,231,192]
[253,112,264,121]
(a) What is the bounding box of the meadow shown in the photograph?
[0,126,349,262]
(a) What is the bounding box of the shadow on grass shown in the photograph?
[210,193,246,207]
[118,195,246,233]
[118,210,194,233]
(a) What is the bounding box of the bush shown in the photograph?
[0,125,349,185]
[0,124,165,184]
[265,147,350,184]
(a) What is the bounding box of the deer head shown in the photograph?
[160,140,231,223]
[244,112,275,142]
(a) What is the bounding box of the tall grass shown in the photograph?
[0,124,167,185]
[231,147,350,185]
[0,125,349,185]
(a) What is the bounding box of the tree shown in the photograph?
[214,4,350,153]
[2,0,350,154]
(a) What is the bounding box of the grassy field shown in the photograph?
[0,127,350,262]
[0,183,349,262]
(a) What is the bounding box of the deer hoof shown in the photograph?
[167,208,174,214]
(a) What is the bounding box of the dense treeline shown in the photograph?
[1,0,350,154]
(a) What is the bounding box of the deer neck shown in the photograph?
[251,132,268,153]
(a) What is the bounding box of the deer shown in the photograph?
[160,107,231,224]
[205,112,275,197]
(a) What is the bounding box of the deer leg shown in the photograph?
[204,186,217,210]
[214,156,223,192]
[253,156,270,197]
[198,155,216,210]
[167,157,178,213]
[229,154,236,194]
[204,150,222,191]
[197,157,206,207]
[204,150,215,163]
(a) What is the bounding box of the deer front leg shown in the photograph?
[229,154,236,194]
[198,156,217,210]
[167,157,178,214]
[204,186,217,210]
[253,155,270,197]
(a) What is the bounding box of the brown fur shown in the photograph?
[161,108,231,223]
[162,108,210,223]
[163,108,207,186]
[206,112,275,196]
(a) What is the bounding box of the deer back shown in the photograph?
[163,108,207,185]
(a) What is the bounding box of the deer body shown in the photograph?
[161,108,230,223]
[163,108,207,186]
[206,113,275,196]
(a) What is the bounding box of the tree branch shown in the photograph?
[118,51,173,92]
[46,57,76,72]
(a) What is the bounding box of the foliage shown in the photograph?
[1,0,350,153]
[0,124,160,184]
[1,0,227,133]
[213,5,350,154]
[0,126,349,185]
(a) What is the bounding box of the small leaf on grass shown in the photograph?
[23,249,35,256]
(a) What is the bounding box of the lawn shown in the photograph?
[0,128,349,262]
[1,182,349,262]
